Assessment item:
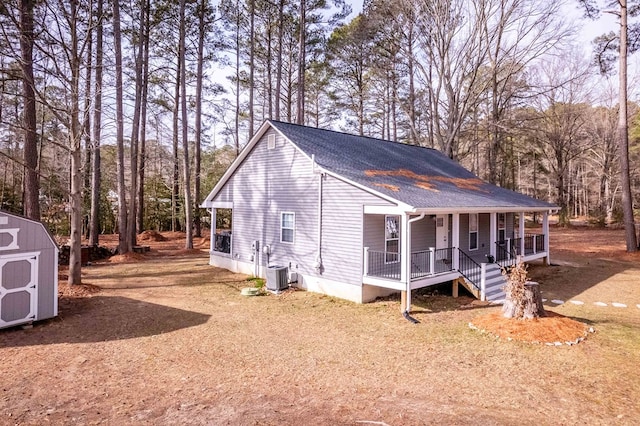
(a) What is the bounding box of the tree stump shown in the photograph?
[502,281,546,319]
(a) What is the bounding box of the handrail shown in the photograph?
[457,249,481,292]
[494,241,516,267]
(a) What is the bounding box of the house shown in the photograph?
[201,120,557,312]
[0,210,59,329]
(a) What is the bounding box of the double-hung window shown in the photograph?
[281,212,295,243]
[469,213,479,251]
[498,213,506,242]
[385,215,400,263]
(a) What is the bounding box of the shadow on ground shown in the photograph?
[0,295,210,347]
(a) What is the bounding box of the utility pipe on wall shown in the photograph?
[312,154,323,271]
[404,212,426,318]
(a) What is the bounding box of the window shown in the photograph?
[498,213,506,242]
[267,134,276,150]
[385,215,400,263]
[281,212,295,243]
[469,213,478,251]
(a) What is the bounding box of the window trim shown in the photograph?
[469,213,479,251]
[280,212,295,243]
[384,215,400,263]
[498,213,506,242]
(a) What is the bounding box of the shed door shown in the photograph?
[0,252,39,328]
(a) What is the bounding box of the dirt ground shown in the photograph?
[1,226,640,425]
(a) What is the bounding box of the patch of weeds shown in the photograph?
[246,276,265,289]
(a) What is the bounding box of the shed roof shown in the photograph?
[0,210,59,249]
[269,121,555,211]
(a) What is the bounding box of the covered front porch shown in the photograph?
[361,207,552,310]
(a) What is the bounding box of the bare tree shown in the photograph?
[581,0,638,250]
[179,0,193,249]
[89,0,103,246]
[112,0,129,254]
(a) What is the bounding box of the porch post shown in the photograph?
[519,212,526,257]
[401,213,411,312]
[363,247,369,277]
[489,212,497,258]
[210,209,217,254]
[543,211,550,265]
[452,213,460,270]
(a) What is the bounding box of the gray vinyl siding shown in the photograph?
[411,215,435,251]
[210,130,393,285]
[363,214,386,251]
[0,212,58,324]
[320,175,393,286]
[506,213,515,239]
[212,129,317,271]
[459,213,492,263]
[363,214,434,254]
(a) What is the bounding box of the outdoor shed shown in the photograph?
[0,210,59,329]
[202,120,557,311]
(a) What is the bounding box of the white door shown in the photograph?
[0,252,38,328]
[435,215,449,249]
[435,215,449,260]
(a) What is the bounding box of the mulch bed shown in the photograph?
[470,311,593,345]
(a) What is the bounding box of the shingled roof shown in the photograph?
[270,120,555,211]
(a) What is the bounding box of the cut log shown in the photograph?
[502,281,546,319]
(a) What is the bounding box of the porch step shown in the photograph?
[484,263,506,303]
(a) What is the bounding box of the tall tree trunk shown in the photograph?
[179,0,193,249]
[296,0,306,124]
[82,8,93,239]
[113,0,129,254]
[234,0,240,156]
[172,26,182,233]
[137,0,150,234]
[20,0,40,221]
[89,0,104,246]
[194,0,206,238]
[68,0,83,284]
[128,0,146,248]
[249,0,255,138]
[275,0,284,121]
[618,0,637,251]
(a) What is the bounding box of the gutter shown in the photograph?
[404,212,426,321]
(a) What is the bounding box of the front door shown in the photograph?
[435,214,449,250]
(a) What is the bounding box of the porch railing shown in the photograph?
[365,247,454,281]
[365,249,401,280]
[495,240,517,267]
[458,250,481,292]
[495,234,545,261]
[524,233,545,255]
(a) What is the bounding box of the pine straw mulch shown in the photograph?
[58,282,102,298]
[470,310,594,346]
[108,252,147,263]
[137,230,168,242]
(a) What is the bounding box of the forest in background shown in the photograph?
[1,0,640,284]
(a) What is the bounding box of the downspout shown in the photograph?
[312,154,323,271]
[403,212,426,323]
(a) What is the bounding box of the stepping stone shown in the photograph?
[570,300,584,305]
[551,299,564,305]
[594,302,607,307]
[612,302,627,308]
[542,298,547,302]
